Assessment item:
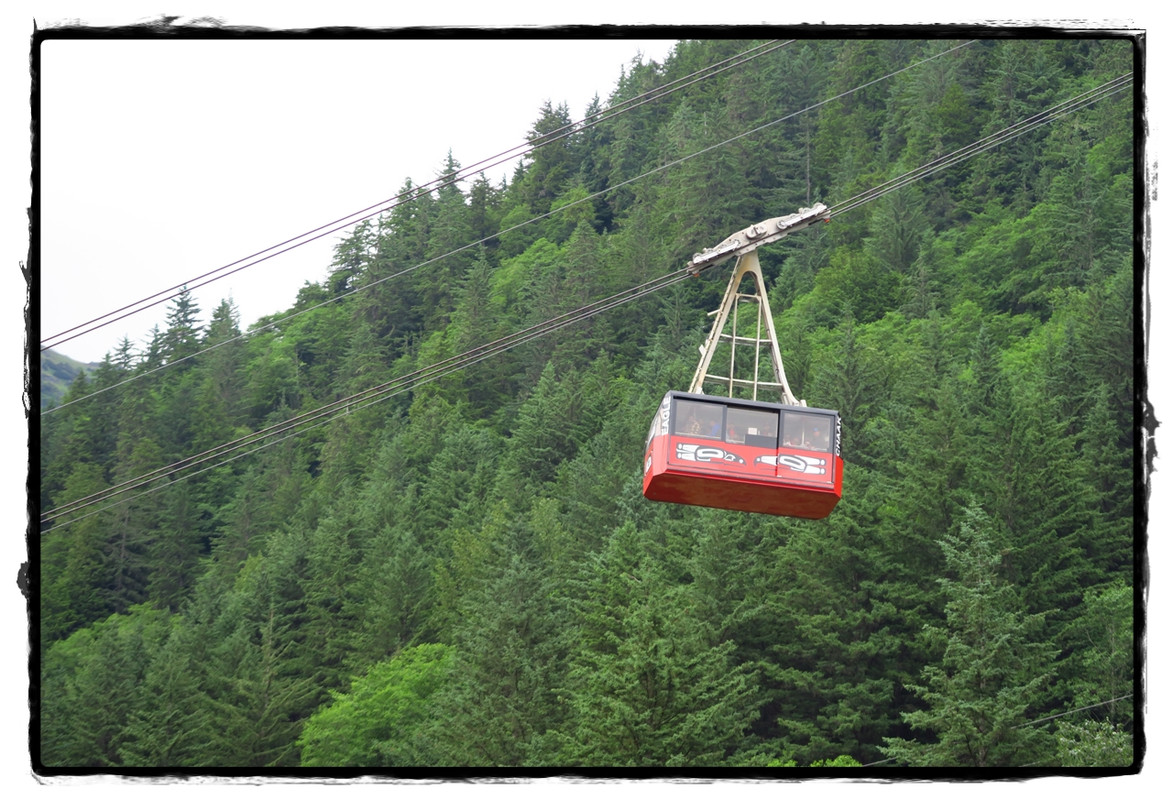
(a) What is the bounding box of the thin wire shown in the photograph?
[40,40,792,352]
[829,74,1133,218]
[1013,694,1134,728]
[45,39,964,415]
[41,269,693,527]
[862,693,1136,767]
[42,46,1129,528]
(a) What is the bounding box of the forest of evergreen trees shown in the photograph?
[36,36,1140,773]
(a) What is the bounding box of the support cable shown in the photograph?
[46,40,972,415]
[40,61,1132,528]
[40,269,692,527]
[40,39,792,352]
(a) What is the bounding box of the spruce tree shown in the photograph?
[39,605,172,767]
[423,513,573,766]
[557,522,761,766]
[881,505,1056,767]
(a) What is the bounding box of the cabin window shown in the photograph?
[674,399,723,439]
[725,407,778,447]
[781,411,832,452]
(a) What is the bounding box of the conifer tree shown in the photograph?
[161,286,202,367]
[1056,580,1134,729]
[40,463,113,646]
[881,505,1056,767]
[419,152,476,327]
[117,620,215,766]
[757,476,908,765]
[423,514,573,766]
[520,101,580,215]
[557,522,760,766]
[39,605,172,767]
[327,218,374,296]
[203,592,319,767]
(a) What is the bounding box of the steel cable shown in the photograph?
[45,39,966,415]
[40,57,1132,529]
[40,268,693,526]
[40,39,792,352]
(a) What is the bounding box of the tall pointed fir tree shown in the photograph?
[422,507,574,766]
[556,521,761,767]
[881,505,1056,767]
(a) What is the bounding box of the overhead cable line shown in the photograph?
[1012,694,1135,729]
[860,693,1136,767]
[41,269,692,528]
[828,73,1133,219]
[40,65,1132,529]
[46,39,970,415]
[40,39,792,353]
[39,62,1126,525]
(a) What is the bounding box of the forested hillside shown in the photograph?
[40,349,98,409]
[37,36,1139,772]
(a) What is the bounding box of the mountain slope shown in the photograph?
[40,349,99,408]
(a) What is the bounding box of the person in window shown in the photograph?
[810,426,828,450]
[705,412,721,437]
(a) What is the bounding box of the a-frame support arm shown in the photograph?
[684,204,829,405]
[688,249,802,406]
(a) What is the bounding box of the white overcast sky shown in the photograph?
[37,31,679,365]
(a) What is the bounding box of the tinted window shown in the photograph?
[673,399,723,439]
[781,411,832,452]
[725,407,778,447]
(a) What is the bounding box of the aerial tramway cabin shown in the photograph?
[642,391,843,519]
[640,204,843,519]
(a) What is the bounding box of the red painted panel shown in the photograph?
[643,432,843,519]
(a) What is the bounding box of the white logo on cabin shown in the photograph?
[754,454,827,474]
[676,443,746,465]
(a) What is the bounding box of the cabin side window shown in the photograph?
[781,411,832,452]
[673,399,723,439]
[725,407,779,447]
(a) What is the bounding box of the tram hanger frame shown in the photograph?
[685,203,828,406]
[687,248,802,406]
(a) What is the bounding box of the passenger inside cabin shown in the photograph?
[676,400,724,439]
[683,409,721,438]
[706,414,721,437]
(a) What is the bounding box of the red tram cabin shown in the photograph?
[642,391,843,519]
